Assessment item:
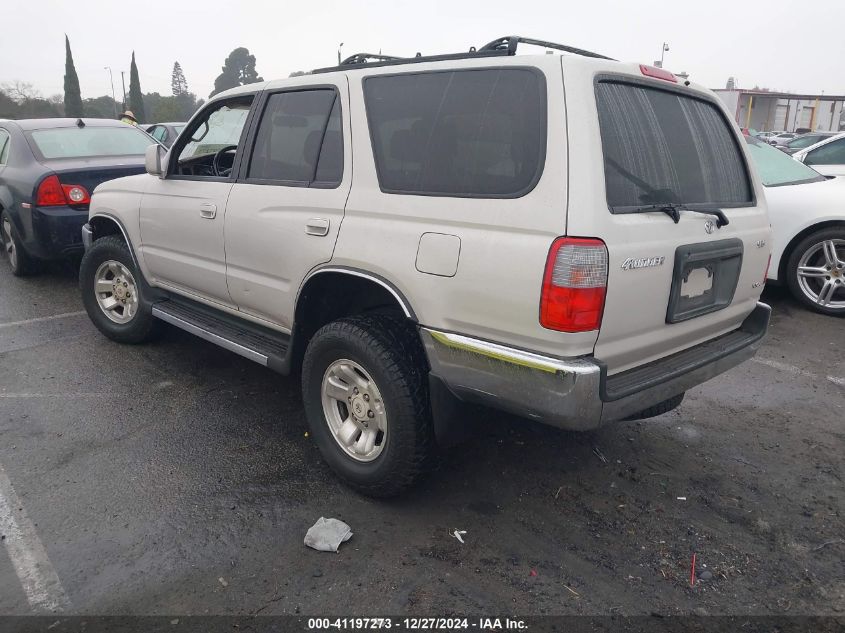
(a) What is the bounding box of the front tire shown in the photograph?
[1,211,40,277]
[301,314,435,497]
[786,228,845,316]
[79,235,161,343]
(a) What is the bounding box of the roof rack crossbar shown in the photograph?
[340,53,405,66]
[479,36,614,61]
[311,34,613,74]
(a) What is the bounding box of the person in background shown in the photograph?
[119,110,138,126]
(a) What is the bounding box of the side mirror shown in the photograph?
[145,144,165,176]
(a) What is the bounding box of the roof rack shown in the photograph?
[311,35,614,74]
[478,36,613,61]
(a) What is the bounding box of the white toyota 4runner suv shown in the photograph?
[79,37,772,496]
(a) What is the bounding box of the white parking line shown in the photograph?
[0,463,71,612]
[0,393,111,399]
[0,311,86,330]
[753,357,845,388]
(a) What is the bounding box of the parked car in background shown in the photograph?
[745,135,845,315]
[779,132,837,155]
[792,132,845,177]
[0,119,154,276]
[78,36,772,495]
[756,131,777,140]
[144,122,186,148]
[769,132,797,146]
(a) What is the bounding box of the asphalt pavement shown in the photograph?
[0,260,843,617]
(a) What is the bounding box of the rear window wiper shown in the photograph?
[625,204,730,228]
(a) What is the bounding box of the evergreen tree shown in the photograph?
[63,35,83,117]
[128,51,147,122]
[210,47,263,97]
[171,61,188,96]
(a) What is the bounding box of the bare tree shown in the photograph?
[1,80,41,103]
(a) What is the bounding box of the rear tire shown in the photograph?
[785,228,845,316]
[301,314,435,497]
[1,211,40,277]
[79,235,162,344]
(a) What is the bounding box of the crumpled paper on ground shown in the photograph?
[304,517,353,552]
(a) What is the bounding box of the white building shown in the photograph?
[714,89,844,133]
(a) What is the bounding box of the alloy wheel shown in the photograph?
[94,260,139,324]
[1,217,17,270]
[796,239,845,310]
[321,359,388,462]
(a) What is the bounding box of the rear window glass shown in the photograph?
[364,68,546,197]
[744,136,825,187]
[596,81,752,210]
[28,126,153,159]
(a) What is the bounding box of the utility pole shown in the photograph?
[120,71,127,112]
[337,42,344,65]
[104,66,118,118]
[655,42,669,68]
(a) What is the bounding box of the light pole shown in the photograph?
[104,66,118,118]
[120,71,127,111]
[337,42,344,65]
[656,42,669,68]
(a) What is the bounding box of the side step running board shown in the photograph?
[151,299,291,374]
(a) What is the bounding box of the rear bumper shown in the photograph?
[23,205,88,259]
[420,302,770,431]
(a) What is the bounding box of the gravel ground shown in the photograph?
[0,260,842,617]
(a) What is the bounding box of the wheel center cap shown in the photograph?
[114,285,127,299]
[351,396,369,420]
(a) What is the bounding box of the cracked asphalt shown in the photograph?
[0,259,843,617]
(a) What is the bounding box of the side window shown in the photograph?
[152,126,167,142]
[246,89,342,186]
[0,130,10,165]
[172,96,254,178]
[363,68,546,197]
[805,138,845,166]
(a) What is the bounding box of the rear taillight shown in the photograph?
[540,237,608,332]
[35,175,90,206]
[35,175,66,206]
[62,184,90,205]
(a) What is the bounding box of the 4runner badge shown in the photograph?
[621,256,665,271]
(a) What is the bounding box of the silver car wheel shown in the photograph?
[2,217,17,269]
[94,260,139,324]
[796,238,845,310]
[321,359,387,463]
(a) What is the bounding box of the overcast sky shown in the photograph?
[2,0,843,101]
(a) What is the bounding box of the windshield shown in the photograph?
[179,104,250,161]
[786,135,828,149]
[28,126,153,159]
[744,136,825,187]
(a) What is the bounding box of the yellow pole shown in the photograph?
[745,95,754,129]
[809,97,820,130]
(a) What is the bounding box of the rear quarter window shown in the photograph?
[596,80,753,210]
[363,67,546,198]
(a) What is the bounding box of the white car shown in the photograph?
[792,131,845,177]
[768,132,797,146]
[746,135,845,315]
[76,37,772,495]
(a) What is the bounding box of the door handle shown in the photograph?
[305,218,330,236]
[199,203,217,219]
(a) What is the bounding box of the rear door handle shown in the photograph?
[305,218,330,236]
[199,203,217,219]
